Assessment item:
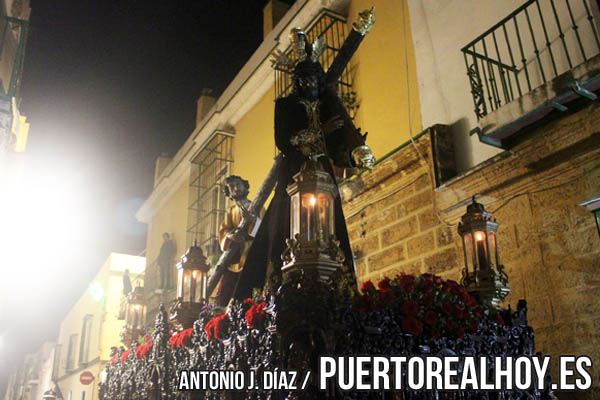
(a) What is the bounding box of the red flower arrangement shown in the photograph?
[357,273,503,339]
[169,328,194,349]
[245,302,267,329]
[120,349,131,362]
[135,342,153,360]
[204,313,230,340]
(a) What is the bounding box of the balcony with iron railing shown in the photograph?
[462,0,600,148]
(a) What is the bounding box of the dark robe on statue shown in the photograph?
[234,30,368,300]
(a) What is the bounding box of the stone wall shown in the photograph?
[342,102,600,398]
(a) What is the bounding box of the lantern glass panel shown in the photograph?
[317,193,330,239]
[487,231,497,267]
[291,193,300,238]
[474,230,488,269]
[177,269,184,298]
[191,270,202,303]
[301,193,317,241]
[183,270,192,302]
[462,232,474,273]
[194,272,206,302]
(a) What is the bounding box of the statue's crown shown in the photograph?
[270,28,326,71]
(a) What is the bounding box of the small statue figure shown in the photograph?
[157,232,175,289]
[234,8,376,299]
[214,175,264,306]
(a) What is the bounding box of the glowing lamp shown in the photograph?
[458,197,509,308]
[170,242,209,329]
[282,158,344,282]
[89,281,104,302]
[175,242,209,304]
[120,285,146,347]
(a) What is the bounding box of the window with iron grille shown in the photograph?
[187,131,234,259]
[65,333,78,371]
[273,10,358,118]
[78,314,93,365]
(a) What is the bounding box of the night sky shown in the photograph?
[1,0,291,394]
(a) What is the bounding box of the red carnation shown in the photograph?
[110,353,117,365]
[204,319,216,340]
[400,300,419,315]
[442,279,459,293]
[361,280,376,294]
[355,294,372,312]
[169,332,178,349]
[397,274,415,293]
[216,314,230,339]
[469,320,479,333]
[205,313,230,340]
[473,306,484,318]
[420,279,434,293]
[377,289,394,307]
[461,291,476,307]
[424,310,437,326]
[421,293,433,306]
[246,302,267,329]
[135,342,153,359]
[243,298,254,305]
[378,277,391,291]
[446,320,456,333]
[401,316,423,337]
[422,273,442,285]
[453,305,464,320]
[121,349,130,362]
[182,328,193,347]
[442,302,454,315]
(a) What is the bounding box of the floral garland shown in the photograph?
[120,349,131,362]
[135,342,153,360]
[169,328,194,349]
[356,274,503,339]
[244,299,267,329]
[204,313,230,340]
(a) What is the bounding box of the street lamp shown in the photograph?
[120,285,146,347]
[282,158,345,282]
[458,197,509,309]
[170,242,210,329]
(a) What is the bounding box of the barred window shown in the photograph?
[273,10,358,118]
[65,333,78,371]
[78,314,93,365]
[187,131,234,259]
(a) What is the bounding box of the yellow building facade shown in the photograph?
[54,253,145,400]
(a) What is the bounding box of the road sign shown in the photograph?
[80,371,94,385]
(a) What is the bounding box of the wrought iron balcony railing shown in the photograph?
[462,0,600,120]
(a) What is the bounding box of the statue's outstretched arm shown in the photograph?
[325,7,375,87]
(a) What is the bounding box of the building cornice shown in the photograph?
[136,0,350,223]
